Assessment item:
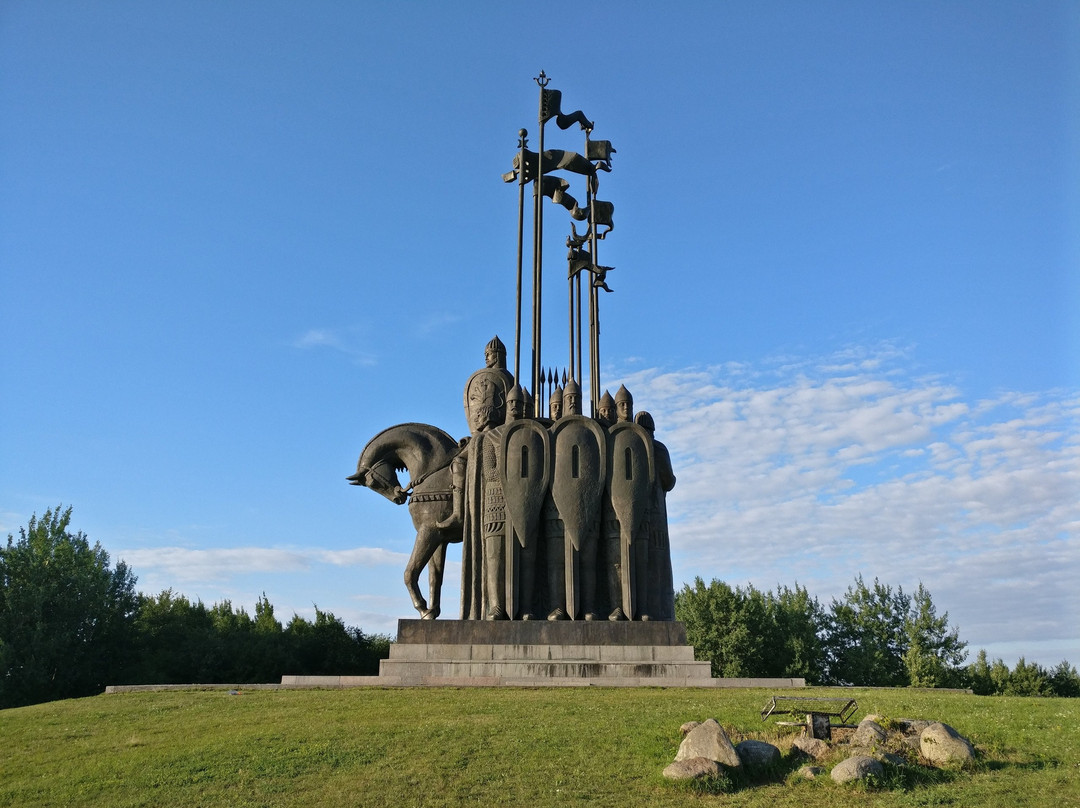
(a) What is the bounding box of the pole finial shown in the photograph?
[535,70,550,88]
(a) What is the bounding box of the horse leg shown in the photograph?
[425,541,448,620]
[404,524,442,616]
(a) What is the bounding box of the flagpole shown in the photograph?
[567,245,575,382]
[514,129,527,385]
[588,173,601,416]
[533,71,550,416]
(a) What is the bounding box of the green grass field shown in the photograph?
[2,687,1077,807]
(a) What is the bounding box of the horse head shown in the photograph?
[347,458,408,504]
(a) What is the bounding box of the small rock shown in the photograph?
[792,735,830,761]
[797,765,825,779]
[675,718,742,769]
[663,756,721,780]
[679,721,701,737]
[831,755,884,784]
[851,718,888,747]
[920,722,975,766]
[735,739,780,769]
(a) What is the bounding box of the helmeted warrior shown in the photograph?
[615,384,634,423]
[549,385,563,421]
[597,390,616,427]
[636,410,676,619]
[506,383,525,422]
[562,378,582,416]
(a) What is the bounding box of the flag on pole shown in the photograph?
[540,89,593,131]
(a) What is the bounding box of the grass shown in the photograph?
[1,687,1078,807]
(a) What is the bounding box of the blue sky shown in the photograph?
[2,2,1077,668]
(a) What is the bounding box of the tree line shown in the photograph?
[675,576,1080,696]
[4,507,1076,708]
[1,507,390,709]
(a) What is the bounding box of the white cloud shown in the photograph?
[118,544,409,582]
[292,327,377,365]
[117,546,313,581]
[613,346,1080,665]
[318,548,410,566]
[112,345,1079,666]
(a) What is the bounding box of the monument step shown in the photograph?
[394,619,689,646]
[377,658,714,680]
[387,643,697,662]
[277,674,807,689]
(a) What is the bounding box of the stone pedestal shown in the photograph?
[279,620,806,688]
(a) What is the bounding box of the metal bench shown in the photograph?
[761,696,858,740]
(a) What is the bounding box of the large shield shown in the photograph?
[608,421,655,619]
[499,419,552,617]
[551,415,607,619]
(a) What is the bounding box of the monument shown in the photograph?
[328,76,790,686]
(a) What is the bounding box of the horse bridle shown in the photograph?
[362,447,461,499]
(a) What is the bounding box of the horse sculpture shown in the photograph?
[347,423,462,619]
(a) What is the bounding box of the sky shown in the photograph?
[2,2,1077,669]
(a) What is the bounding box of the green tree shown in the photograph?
[767,584,827,683]
[253,593,282,634]
[0,506,137,707]
[967,649,995,695]
[1004,657,1049,696]
[675,578,769,677]
[903,582,967,687]
[824,575,910,686]
[130,589,216,683]
[674,578,827,679]
[989,657,1012,694]
[1047,660,1080,698]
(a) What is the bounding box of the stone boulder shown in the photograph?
[662,757,721,781]
[831,755,883,784]
[679,721,701,737]
[797,765,825,779]
[675,718,742,769]
[920,722,975,766]
[851,718,888,747]
[735,739,780,769]
[791,735,830,761]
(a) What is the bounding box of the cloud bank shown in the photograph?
[617,345,1079,664]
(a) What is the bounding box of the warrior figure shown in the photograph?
[636,411,676,619]
[449,337,515,619]
[597,390,616,427]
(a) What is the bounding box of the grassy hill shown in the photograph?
[2,686,1077,807]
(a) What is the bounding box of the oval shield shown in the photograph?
[499,419,552,547]
[550,415,608,551]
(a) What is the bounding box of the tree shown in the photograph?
[823,575,909,686]
[129,589,214,683]
[0,506,138,707]
[675,578,769,677]
[967,649,995,695]
[675,578,827,679]
[903,583,967,687]
[1047,660,1080,698]
[767,584,827,683]
[1004,657,1049,696]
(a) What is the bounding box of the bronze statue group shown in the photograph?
[444,337,676,622]
[349,336,676,622]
